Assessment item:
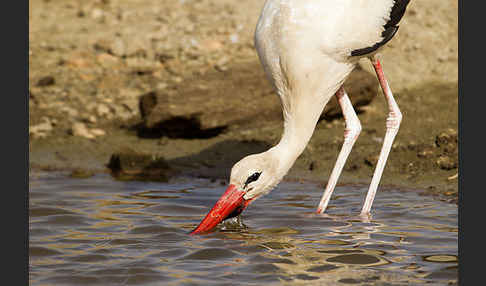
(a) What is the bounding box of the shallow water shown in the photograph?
[29,172,457,285]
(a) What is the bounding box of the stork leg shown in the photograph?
[317,86,361,214]
[361,55,402,215]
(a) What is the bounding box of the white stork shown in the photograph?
[191,0,410,234]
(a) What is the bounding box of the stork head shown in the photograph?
[190,150,283,234]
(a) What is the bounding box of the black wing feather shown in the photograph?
[351,0,411,57]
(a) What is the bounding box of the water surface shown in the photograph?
[29,172,457,285]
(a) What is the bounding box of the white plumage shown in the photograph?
[191,0,411,234]
[245,0,408,212]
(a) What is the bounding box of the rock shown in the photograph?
[64,51,94,68]
[111,38,125,57]
[77,9,86,18]
[434,129,458,170]
[70,122,95,139]
[112,105,133,120]
[308,161,321,171]
[164,58,184,76]
[90,128,106,137]
[82,114,97,124]
[435,128,457,147]
[364,154,380,167]
[156,82,168,90]
[91,9,104,21]
[107,149,174,181]
[69,122,106,139]
[36,76,55,87]
[448,173,458,180]
[96,53,120,67]
[120,98,139,114]
[126,57,160,73]
[417,148,435,158]
[118,88,140,99]
[59,106,79,118]
[436,155,457,170]
[214,56,230,72]
[435,128,458,156]
[93,39,112,53]
[344,163,360,171]
[96,104,111,117]
[199,39,223,52]
[30,119,53,139]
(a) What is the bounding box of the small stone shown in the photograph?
[120,98,139,113]
[309,161,317,171]
[87,115,97,123]
[96,104,111,117]
[90,128,106,137]
[156,82,168,90]
[448,173,458,180]
[364,154,380,167]
[164,58,183,76]
[59,106,79,118]
[93,39,111,53]
[30,120,53,138]
[126,57,160,71]
[36,76,55,87]
[107,150,172,182]
[438,55,447,62]
[197,84,208,90]
[65,52,92,68]
[344,164,359,171]
[31,132,47,139]
[111,105,132,120]
[91,9,104,20]
[417,149,434,158]
[199,39,223,52]
[215,63,228,72]
[214,56,230,72]
[371,136,383,143]
[111,38,125,57]
[435,129,458,147]
[96,53,119,67]
[118,88,140,99]
[70,122,95,139]
[437,156,457,170]
[172,76,183,83]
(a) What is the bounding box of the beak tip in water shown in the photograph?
[190,184,247,235]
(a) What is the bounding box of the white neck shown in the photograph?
[269,98,328,176]
[262,56,355,181]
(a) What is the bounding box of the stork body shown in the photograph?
[191,0,410,234]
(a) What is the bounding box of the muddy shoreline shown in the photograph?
[29,0,458,204]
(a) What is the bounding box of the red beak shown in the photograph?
[190,184,250,235]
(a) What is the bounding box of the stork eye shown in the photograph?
[244,172,261,188]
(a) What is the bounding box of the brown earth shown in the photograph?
[29,0,458,203]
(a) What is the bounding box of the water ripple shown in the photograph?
[29,173,458,285]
